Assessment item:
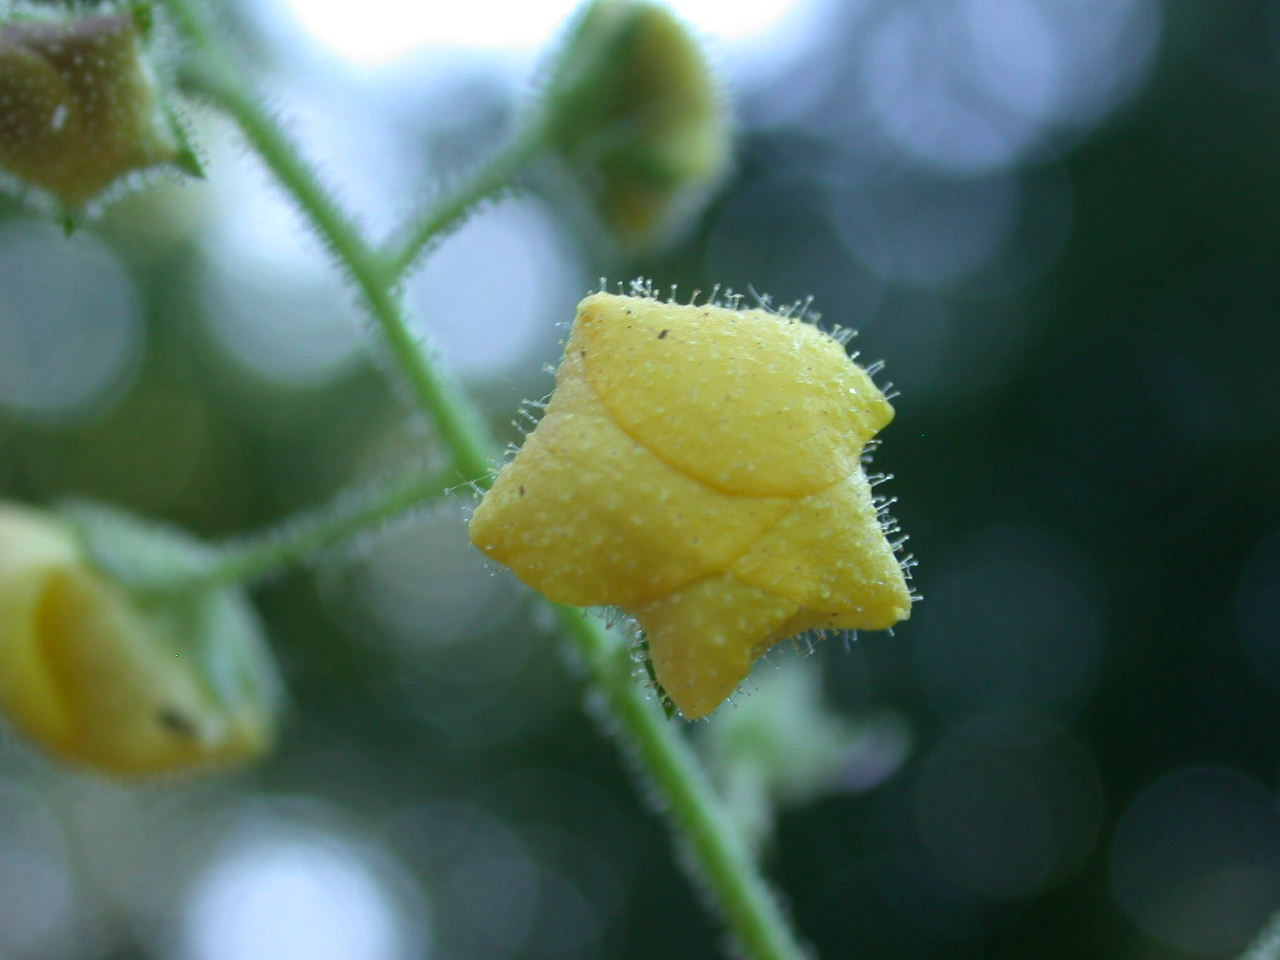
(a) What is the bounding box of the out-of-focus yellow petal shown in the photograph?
[0,11,197,213]
[0,504,277,777]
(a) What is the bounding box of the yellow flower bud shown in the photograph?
[470,291,912,719]
[0,7,198,215]
[547,0,730,251]
[0,503,277,777]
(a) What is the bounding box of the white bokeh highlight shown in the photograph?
[406,197,582,377]
[858,0,1162,173]
[280,0,813,64]
[179,814,425,960]
[0,221,142,419]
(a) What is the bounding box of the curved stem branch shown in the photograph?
[178,53,496,485]
[177,468,454,593]
[380,113,552,280]
[561,609,811,960]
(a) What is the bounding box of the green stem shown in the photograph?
[115,467,453,596]
[153,3,811,958]
[562,609,810,960]
[380,112,552,280]
[177,52,496,484]
[184,468,453,592]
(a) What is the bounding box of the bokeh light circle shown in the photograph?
[405,197,584,378]
[177,800,428,960]
[837,168,1021,287]
[913,716,1103,901]
[0,782,76,957]
[856,0,1162,173]
[913,526,1104,719]
[1110,765,1280,954]
[0,221,142,420]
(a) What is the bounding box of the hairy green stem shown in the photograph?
[381,113,552,280]
[177,468,453,593]
[153,3,810,957]
[178,51,495,483]
[562,609,810,960]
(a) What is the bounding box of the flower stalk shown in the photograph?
[102,467,457,596]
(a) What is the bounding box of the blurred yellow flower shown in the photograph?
[0,9,198,214]
[470,291,912,718]
[0,503,277,777]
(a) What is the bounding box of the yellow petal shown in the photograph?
[577,293,892,497]
[33,568,270,776]
[0,513,81,748]
[471,369,791,607]
[0,504,276,777]
[635,573,799,720]
[732,470,911,629]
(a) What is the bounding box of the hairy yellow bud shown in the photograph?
[0,7,198,214]
[0,503,277,777]
[470,292,912,719]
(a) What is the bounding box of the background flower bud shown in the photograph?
[0,5,199,215]
[545,0,730,252]
[0,502,279,777]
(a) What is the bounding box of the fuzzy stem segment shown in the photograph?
[160,468,455,594]
[380,112,552,280]
[561,609,811,960]
[175,43,495,484]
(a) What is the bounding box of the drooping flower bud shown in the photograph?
[469,290,913,719]
[0,4,199,217]
[544,0,731,252]
[0,502,279,777]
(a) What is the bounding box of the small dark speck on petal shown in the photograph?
[658,329,669,339]
[158,708,197,737]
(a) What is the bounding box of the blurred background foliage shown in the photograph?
[1,0,1279,957]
